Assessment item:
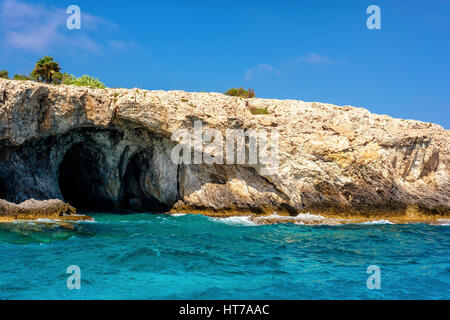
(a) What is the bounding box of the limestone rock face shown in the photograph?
[0,78,449,218]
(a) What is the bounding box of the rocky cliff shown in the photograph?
[0,198,91,223]
[0,78,449,222]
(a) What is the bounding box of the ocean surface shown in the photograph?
[0,213,449,300]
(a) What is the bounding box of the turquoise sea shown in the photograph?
[0,213,449,300]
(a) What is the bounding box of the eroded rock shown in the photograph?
[0,78,449,220]
[0,198,92,222]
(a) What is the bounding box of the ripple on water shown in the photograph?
[0,213,449,299]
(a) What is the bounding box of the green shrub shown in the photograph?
[63,74,106,89]
[225,87,255,98]
[0,70,9,79]
[51,72,71,84]
[249,107,269,115]
[13,74,32,81]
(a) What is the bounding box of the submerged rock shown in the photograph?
[0,78,448,220]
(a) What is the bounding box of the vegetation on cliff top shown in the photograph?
[4,58,262,95]
[0,70,8,79]
[31,56,62,84]
[249,107,269,115]
[13,74,32,81]
[63,75,106,89]
[225,87,255,98]
[1,56,106,89]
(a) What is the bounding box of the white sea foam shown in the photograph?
[10,218,95,224]
[211,212,331,226]
[437,219,450,226]
[11,219,51,224]
[260,213,326,221]
[170,213,187,217]
[359,220,394,225]
[210,216,256,226]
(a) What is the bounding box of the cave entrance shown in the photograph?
[0,179,6,200]
[59,143,169,213]
[119,150,169,213]
[58,142,116,212]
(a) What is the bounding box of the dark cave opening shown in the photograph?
[58,141,169,213]
[119,150,169,213]
[58,142,117,212]
[0,179,6,200]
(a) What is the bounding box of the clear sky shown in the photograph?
[1,0,449,128]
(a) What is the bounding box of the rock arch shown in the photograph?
[118,149,170,212]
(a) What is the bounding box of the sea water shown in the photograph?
[0,213,448,299]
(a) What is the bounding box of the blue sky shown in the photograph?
[0,0,449,128]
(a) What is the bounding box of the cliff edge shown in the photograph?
[0,78,449,222]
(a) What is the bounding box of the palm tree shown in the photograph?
[31,56,61,83]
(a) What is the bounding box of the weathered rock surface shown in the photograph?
[0,198,91,222]
[0,78,449,220]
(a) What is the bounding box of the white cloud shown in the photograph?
[0,0,127,53]
[109,40,138,51]
[293,53,333,64]
[0,0,65,52]
[281,53,334,71]
[245,53,334,81]
[245,63,280,81]
[302,53,332,64]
